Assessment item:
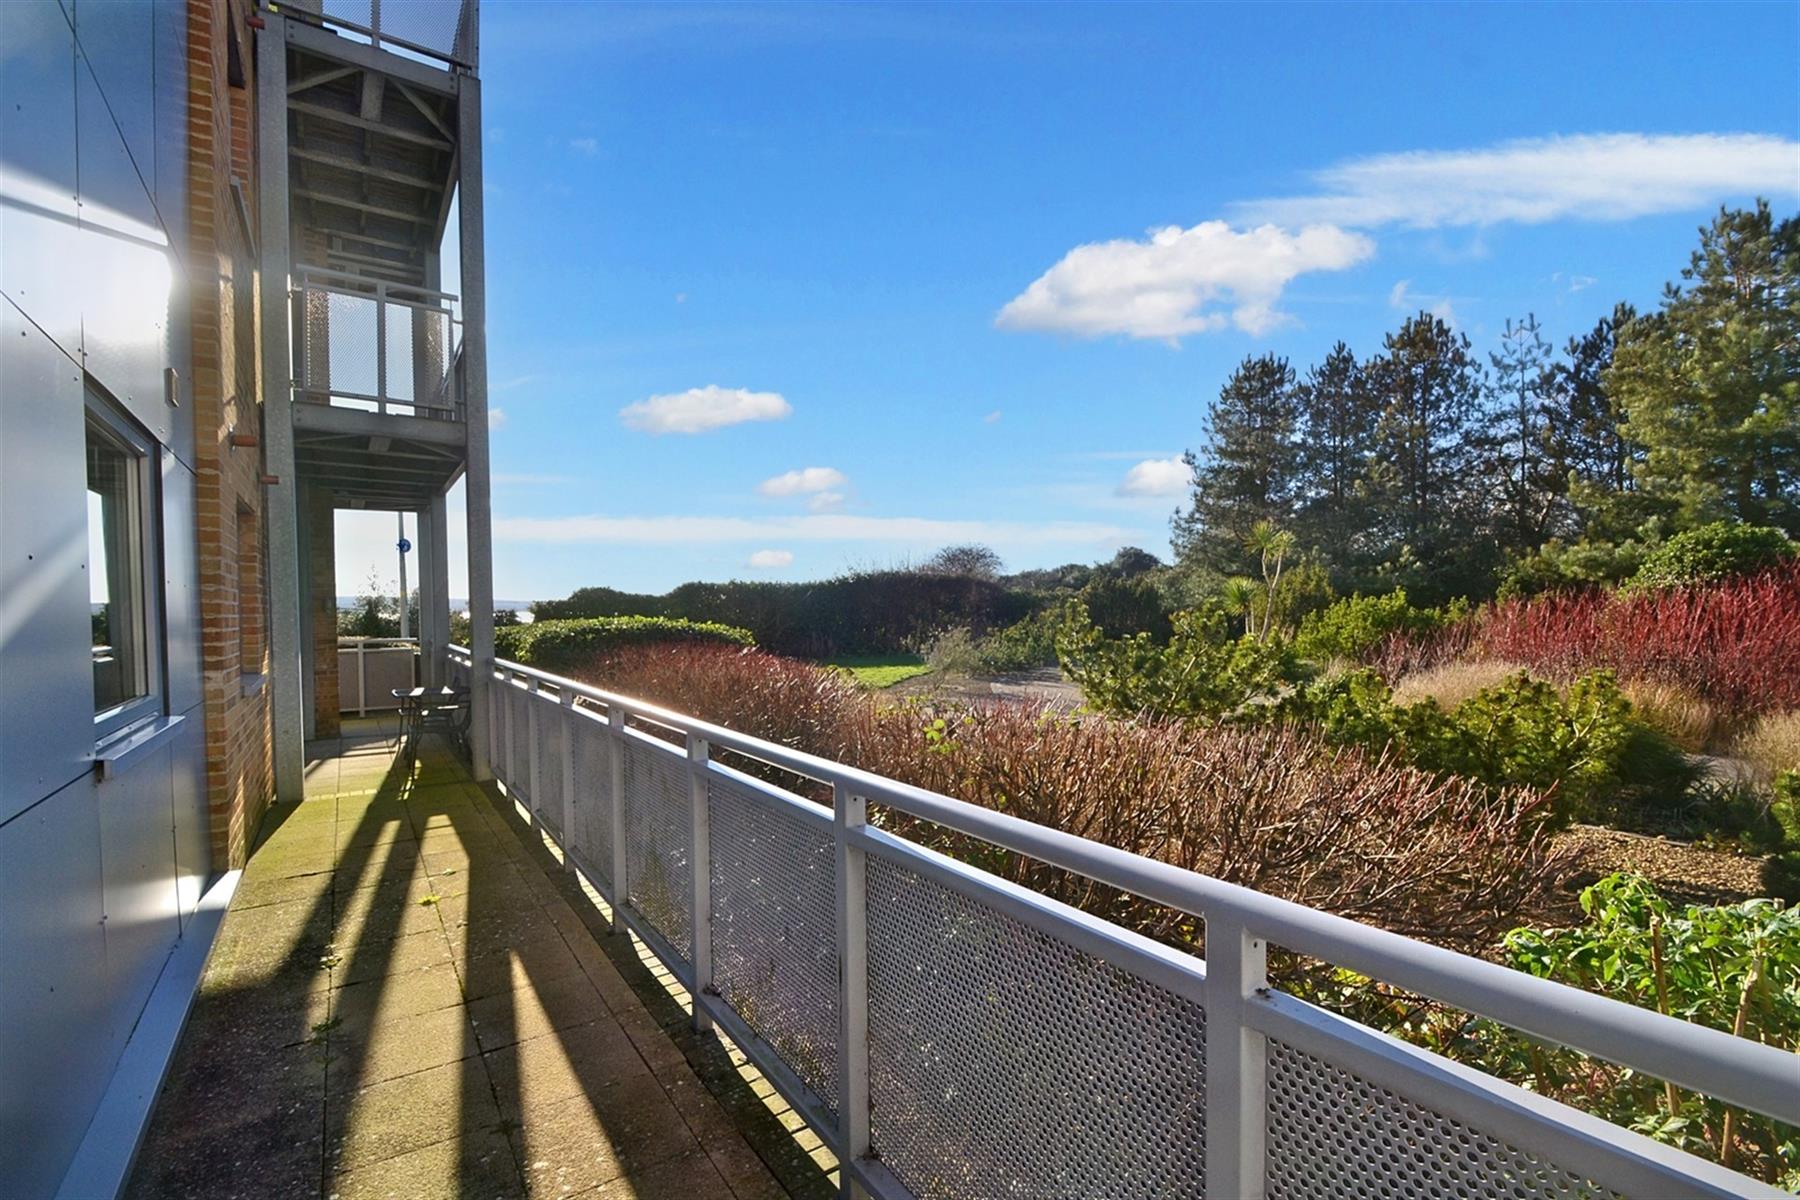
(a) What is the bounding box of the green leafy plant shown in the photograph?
[1626,521,1796,592]
[974,609,1064,672]
[1493,875,1800,1183]
[1293,589,1463,664]
[1057,604,1300,720]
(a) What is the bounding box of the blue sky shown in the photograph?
[336,1,1800,603]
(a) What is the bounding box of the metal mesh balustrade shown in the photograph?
[707,774,839,1116]
[533,693,563,838]
[865,853,1208,1200]
[1265,1040,1622,1200]
[568,711,614,892]
[622,735,692,961]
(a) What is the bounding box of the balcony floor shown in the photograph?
[126,720,825,1200]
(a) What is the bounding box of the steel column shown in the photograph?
[687,733,714,1033]
[1205,917,1269,1200]
[457,74,495,781]
[258,13,306,803]
[526,676,542,821]
[559,691,577,873]
[608,706,628,930]
[834,781,871,1198]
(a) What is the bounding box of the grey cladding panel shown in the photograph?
[0,0,82,357]
[96,741,182,1052]
[0,780,116,1200]
[163,452,202,716]
[0,297,94,816]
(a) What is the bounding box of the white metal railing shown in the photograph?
[301,0,479,70]
[446,647,1797,1200]
[297,271,462,418]
[339,637,417,714]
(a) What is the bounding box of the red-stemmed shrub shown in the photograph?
[1378,564,1800,721]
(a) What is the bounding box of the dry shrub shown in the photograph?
[844,705,1564,953]
[574,643,1565,953]
[1619,678,1720,754]
[572,643,862,755]
[1392,660,1529,710]
[1736,710,1800,779]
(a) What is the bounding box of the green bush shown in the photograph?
[1626,521,1796,591]
[1058,604,1300,720]
[495,616,754,674]
[1075,574,1174,640]
[1293,589,1462,664]
[1281,667,1689,830]
[975,609,1063,672]
[1496,538,1644,599]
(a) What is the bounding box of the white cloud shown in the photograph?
[570,136,599,156]
[1117,457,1191,498]
[620,385,792,434]
[759,466,848,497]
[1238,133,1800,230]
[807,492,845,513]
[983,410,1003,424]
[1388,279,1411,309]
[494,513,1137,547]
[488,407,508,431]
[996,220,1374,342]
[747,549,794,569]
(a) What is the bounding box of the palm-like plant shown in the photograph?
[1244,520,1296,641]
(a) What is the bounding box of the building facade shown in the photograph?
[0,2,493,1194]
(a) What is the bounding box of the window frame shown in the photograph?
[86,385,166,744]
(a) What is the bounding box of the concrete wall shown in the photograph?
[0,2,206,1195]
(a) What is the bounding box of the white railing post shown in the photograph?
[834,781,870,1198]
[1205,917,1268,1200]
[356,641,368,717]
[501,667,516,791]
[607,706,628,932]
[559,690,576,873]
[687,732,714,1033]
[525,676,542,823]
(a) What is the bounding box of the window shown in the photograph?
[87,389,162,736]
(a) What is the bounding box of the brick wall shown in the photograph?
[187,0,274,869]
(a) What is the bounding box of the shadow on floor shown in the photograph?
[126,717,830,1200]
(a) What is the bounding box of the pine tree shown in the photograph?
[1487,314,1563,552]
[1293,341,1379,579]
[1608,202,1800,536]
[1366,312,1492,596]
[1543,302,1639,538]
[1172,354,1301,573]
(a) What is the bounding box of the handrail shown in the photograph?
[290,0,480,71]
[448,645,1798,1131]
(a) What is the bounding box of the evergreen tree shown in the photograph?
[1487,313,1563,552]
[1173,354,1301,573]
[1366,312,1492,597]
[1544,302,1639,538]
[1608,202,1800,536]
[1294,341,1380,579]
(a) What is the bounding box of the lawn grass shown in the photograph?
[825,654,932,689]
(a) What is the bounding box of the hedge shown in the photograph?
[532,570,1037,657]
[494,616,754,674]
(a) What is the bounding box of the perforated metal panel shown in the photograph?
[708,774,839,1115]
[865,853,1208,1200]
[384,305,415,402]
[568,711,613,892]
[1265,1040,1622,1200]
[622,736,692,961]
[319,291,378,397]
[533,693,563,837]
